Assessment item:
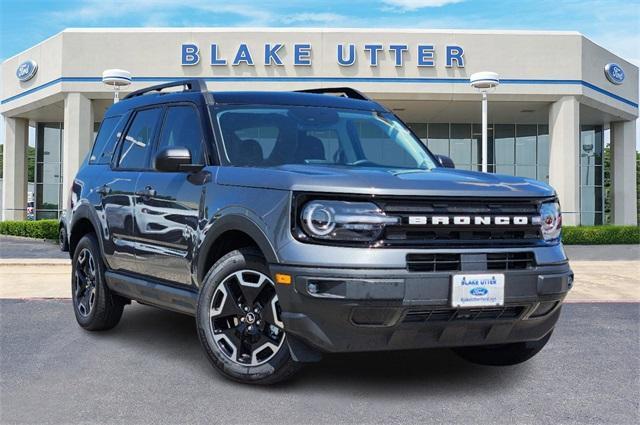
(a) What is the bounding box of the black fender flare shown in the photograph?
[68,202,106,258]
[196,214,279,284]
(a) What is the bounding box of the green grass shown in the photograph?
[0,219,59,240]
[562,225,640,245]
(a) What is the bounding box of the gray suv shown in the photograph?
[67,80,572,384]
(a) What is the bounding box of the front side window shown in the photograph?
[90,115,125,164]
[214,106,437,170]
[117,108,162,169]
[157,105,205,164]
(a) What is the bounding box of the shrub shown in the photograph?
[562,225,640,245]
[0,219,59,240]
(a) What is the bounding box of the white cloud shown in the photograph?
[280,13,346,25]
[381,0,464,11]
[49,0,274,27]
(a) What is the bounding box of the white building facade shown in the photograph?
[1,28,638,225]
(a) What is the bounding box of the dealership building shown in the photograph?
[1,28,637,225]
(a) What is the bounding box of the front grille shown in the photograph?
[379,197,545,248]
[406,253,461,272]
[487,252,535,270]
[403,306,526,323]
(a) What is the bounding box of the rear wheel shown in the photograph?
[452,331,553,366]
[196,248,301,384]
[71,234,125,331]
[59,225,69,251]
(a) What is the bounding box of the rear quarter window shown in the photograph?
[90,115,126,164]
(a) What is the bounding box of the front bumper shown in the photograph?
[271,262,573,354]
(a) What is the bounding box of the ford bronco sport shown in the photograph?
[67,80,573,384]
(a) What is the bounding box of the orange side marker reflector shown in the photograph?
[275,273,292,285]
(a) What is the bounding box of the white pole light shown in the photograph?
[470,71,500,173]
[102,69,131,103]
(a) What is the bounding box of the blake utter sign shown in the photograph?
[181,43,465,67]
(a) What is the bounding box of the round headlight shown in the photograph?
[299,200,399,242]
[539,201,562,241]
[302,202,336,236]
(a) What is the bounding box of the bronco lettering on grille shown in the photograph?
[407,216,530,225]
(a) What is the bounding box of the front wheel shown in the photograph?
[452,331,553,366]
[71,234,125,330]
[196,248,301,384]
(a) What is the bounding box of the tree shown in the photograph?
[0,144,36,181]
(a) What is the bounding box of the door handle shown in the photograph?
[96,185,111,196]
[135,186,156,198]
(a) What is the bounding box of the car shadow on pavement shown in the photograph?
[105,302,530,395]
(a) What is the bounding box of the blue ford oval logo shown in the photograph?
[16,60,38,82]
[470,287,488,296]
[604,63,624,85]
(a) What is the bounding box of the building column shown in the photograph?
[611,120,637,225]
[2,117,29,221]
[62,93,93,212]
[548,96,580,225]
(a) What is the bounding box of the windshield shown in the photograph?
[213,105,437,170]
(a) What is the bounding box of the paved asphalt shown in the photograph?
[0,235,68,260]
[1,300,638,425]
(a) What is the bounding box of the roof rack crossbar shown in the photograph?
[295,87,371,101]
[123,79,209,100]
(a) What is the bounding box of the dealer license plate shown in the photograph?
[451,273,505,308]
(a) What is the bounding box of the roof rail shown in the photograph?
[295,87,371,101]
[123,79,209,100]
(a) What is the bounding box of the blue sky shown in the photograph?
[1,0,638,64]
[0,0,638,148]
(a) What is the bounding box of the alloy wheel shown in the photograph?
[74,248,97,317]
[209,270,285,366]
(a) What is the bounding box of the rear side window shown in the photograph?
[90,115,125,164]
[157,105,205,164]
[117,108,162,169]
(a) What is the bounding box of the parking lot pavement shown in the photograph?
[0,235,68,260]
[1,300,638,425]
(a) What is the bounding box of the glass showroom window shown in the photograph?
[537,125,550,183]
[580,125,604,225]
[35,123,63,220]
[425,123,449,158]
[411,122,550,181]
[494,124,515,176]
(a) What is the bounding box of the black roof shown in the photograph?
[212,91,385,111]
[106,85,386,117]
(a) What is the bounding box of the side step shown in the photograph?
[104,271,198,316]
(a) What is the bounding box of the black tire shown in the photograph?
[196,248,301,384]
[452,331,553,366]
[59,225,69,252]
[71,233,125,331]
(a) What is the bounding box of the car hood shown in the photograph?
[216,164,556,198]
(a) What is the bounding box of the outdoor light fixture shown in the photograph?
[102,69,132,103]
[470,71,500,173]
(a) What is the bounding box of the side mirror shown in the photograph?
[154,147,203,172]
[437,155,455,169]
